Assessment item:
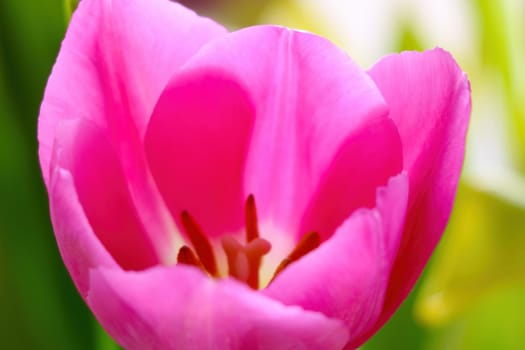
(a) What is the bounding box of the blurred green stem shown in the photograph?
[474,0,525,171]
[94,317,121,350]
[63,0,79,25]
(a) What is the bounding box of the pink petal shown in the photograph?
[54,119,158,270]
[39,0,225,186]
[87,266,350,350]
[367,49,471,330]
[145,70,255,237]
[264,173,408,348]
[39,0,224,261]
[299,114,402,240]
[48,164,118,297]
[180,26,389,235]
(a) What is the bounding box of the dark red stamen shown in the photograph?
[180,211,218,276]
[177,245,204,271]
[245,194,259,242]
[176,195,321,289]
[245,194,264,287]
[271,231,321,281]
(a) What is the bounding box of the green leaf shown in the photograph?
[0,0,93,348]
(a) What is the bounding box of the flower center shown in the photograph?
[176,195,320,289]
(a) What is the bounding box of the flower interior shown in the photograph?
[177,194,320,289]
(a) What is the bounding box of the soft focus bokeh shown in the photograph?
[1,0,523,348]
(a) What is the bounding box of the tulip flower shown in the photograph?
[38,0,470,349]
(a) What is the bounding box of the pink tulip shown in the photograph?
[38,0,471,349]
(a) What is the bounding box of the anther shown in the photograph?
[177,245,204,271]
[176,196,321,290]
[271,231,321,281]
[180,211,218,276]
[245,194,259,242]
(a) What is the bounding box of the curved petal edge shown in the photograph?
[367,48,471,332]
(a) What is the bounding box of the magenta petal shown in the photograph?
[368,49,471,328]
[39,0,223,261]
[145,71,255,237]
[38,0,225,187]
[300,114,402,240]
[55,119,158,270]
[181,26,389,234]
[88,266,349,350]
[264,174,408,348]
[48,165,118,297]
